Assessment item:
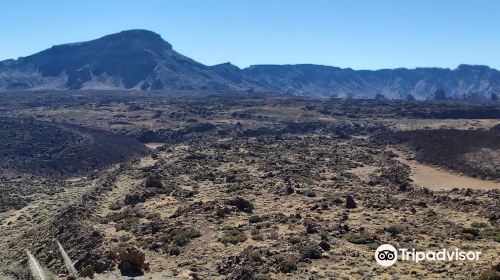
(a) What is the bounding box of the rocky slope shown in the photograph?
[1,29,500,100]
[0,117,148,178]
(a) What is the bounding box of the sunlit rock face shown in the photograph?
[1,29,499,100]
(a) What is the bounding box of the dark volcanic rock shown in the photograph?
[376,126,500,180]
[345,196,357,209]
[0,117,147,178]
[118,246,148,273]
[226,197,254,213]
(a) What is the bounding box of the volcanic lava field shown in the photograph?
[0,90,498,280]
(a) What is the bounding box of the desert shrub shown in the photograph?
[300,243,322,259]
[100,213,116,224]
[319,231,329,240]
[109,201,124,211]
[305,190,317,197]
[305,220,318,234]
[257,221,272,229]
[252,234,264,241]
[165,245,180,256]
[162,182,176,195]
[146,212,161,220]
[220,229,247,245]
[221,225,234,231]
[345,233,374,244]
[253,274,271,280]
[97,216,109,224]
[177,189,198,198]
[119,234,131,242]
[249,215,262,223]
[385,224,407,236]
[248,251,263,262]
[145,176,163,188]
[462,227,480,237]
[471,222,488,228]
[124,192,150,205]
[115,217,140,232]
[462,233,475,240]
[172,228,201,246]
[268,231,279,240]
[251,228,261,235]
[480,227,500,242]
[277,259,297,273]
[251,228,264,241]
[288,236,301,244]
[105,212,122,223]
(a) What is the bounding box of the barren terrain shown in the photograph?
[401,157,500,191]
[0,90,498,280]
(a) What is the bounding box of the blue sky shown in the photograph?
[1,0,499,70]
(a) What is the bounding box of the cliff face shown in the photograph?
[1,29,499,100]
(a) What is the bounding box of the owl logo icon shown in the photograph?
[375,244,398,267]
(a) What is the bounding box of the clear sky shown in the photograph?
[1,0,499,70]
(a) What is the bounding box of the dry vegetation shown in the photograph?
[0,90,498,279]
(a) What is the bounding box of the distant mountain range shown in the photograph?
[1,29,499,100]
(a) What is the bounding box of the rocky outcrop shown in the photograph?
[118,246,148,273]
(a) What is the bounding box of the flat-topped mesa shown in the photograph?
[0,29,499,100]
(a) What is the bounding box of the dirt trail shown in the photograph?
[393,149,500,191]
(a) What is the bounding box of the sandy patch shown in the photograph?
[392,148,500,191]
[407,161,500,190]
[349,165,378,181]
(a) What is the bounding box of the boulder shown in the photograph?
[226,197,254,213]
[345,195,357,209]
[118,246,149,273]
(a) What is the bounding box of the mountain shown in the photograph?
[0,30,235,91]
[241,64,500,100]
[1,29,499,100]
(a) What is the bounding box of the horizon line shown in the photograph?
[1,29,499,72]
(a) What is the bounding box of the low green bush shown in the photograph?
[345,233,374,244]
[300,243,322,259]
[172,228,201,246]
[385,224,407,236]
[115,217,140,232]
[278,259,297,273]
[220,229,247,245]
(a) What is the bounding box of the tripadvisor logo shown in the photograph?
[375,244,482,267]
[375,244,398,267]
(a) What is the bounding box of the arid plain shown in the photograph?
[0,90,498,279]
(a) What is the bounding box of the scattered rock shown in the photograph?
[345,195,357,209]
[226,197,254,213]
